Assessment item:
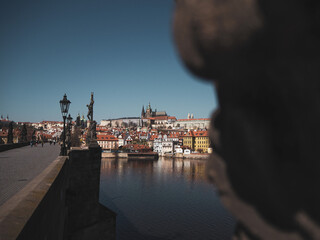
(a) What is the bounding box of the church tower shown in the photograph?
[146,102,152,118]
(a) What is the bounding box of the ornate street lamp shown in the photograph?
[67,114,73,150]
[59,94,71,155]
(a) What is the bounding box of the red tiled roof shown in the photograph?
[96,127,108,132]
[123,144,151,151]
[41,121,62,124]
[149,135,158,141]
[146,116,176,121]
[184,131,194,137]
[167,132,180,138]
[193,131,209,137]
[183,130,209,137]
[97,134,118,141]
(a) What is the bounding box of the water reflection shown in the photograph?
[101,158,208,184]
[100,157,235,240]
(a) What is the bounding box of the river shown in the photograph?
[100,157,235,240]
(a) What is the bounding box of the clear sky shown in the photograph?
[0,0,218,123]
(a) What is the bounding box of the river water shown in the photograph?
[100,157,235,240]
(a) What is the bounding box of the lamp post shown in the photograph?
[59,94,71,156]
[67,114,73,150]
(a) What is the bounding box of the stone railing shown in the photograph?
[0,143,29,152]
[0,145,116,240]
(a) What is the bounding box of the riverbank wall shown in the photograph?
[163,153,210,159]
[102,152,158,160]
[0,145,116,240]
[102,152,128,158]
[102,152,209,160]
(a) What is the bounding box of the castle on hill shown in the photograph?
[101,103,209,130]
[141,103,167,119]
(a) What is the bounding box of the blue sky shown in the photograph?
[0,0,217,123]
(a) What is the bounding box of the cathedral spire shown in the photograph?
[145,102,152,118]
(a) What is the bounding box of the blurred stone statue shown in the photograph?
[86,120,97,146]
[174,0,320,239]
[32,130,36,142]
[76,113,81,127]
[20,124,27,142]
[7,121,13,144]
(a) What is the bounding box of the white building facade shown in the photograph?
[174,118,210,130]
[153,134,175,154]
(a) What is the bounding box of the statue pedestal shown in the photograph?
[89,139,99,148]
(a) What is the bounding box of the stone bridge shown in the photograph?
[0,143,116,240]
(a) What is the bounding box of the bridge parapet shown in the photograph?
[0,143,29,152]
[0,145,116,240]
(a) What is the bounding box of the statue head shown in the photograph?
[174,0,320,235]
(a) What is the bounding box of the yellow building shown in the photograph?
[194,131,210,153]
[183,131,210,153]
[183,131,195,150]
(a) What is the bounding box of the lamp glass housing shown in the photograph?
[60,94,71,117]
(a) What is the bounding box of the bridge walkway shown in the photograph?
[0,143,60,206]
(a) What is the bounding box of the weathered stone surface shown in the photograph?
[66,146,116,240]
[0,156,68,240]
[174,0,320,239]
[0,146,116,240]
[0,142,29,152]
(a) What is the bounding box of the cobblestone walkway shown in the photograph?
[0,144,60,206]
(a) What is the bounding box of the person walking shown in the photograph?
[30,141,33,147]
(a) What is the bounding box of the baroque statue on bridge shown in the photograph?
[86,92,94,122]
[86,92,98,146]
